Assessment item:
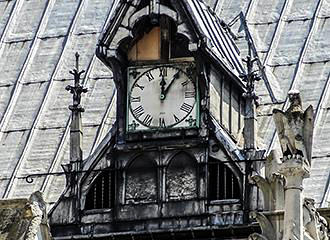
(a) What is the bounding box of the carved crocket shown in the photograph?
[272,90,314,165]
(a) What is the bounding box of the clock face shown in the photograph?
[127,64,198,131]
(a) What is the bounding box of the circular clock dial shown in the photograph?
[129,65,196,129]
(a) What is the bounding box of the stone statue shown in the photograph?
[272,90,314,165]
[248,90,323,240]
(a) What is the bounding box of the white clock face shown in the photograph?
[127,64,198,131]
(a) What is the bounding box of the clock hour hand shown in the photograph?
[162,71,180,99]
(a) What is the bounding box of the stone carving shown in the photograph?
[250,150,285,212]
[24,192,46,240]
[248,91,326,240]
[249,212,276,240]
[167,169,197,200]
[304,198,329,240]
[166,153,197,200]
[125,158,157,203]
[272,90,314,165]
[0,191,51,240]
[126,174,157,203]
[249,151,285,240]
[248,233,269,240]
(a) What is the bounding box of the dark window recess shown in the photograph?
[208,160,240,200]
[85,170,115,210]
[170,34,191,59]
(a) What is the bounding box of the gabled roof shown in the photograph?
[98,0,245,85]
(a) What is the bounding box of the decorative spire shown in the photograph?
[241,52,261,153]
[241,53,261,104]
[61,52,88,222]
[65,52,88,169]
[66,52,88,112]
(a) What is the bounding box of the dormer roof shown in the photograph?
[97,0,245,85]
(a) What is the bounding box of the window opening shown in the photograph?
[127,16,191,62]
[85,170,115,210]
[209,159,240,200]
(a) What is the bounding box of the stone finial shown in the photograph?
[66,52,88,112]
[272,90,314,165]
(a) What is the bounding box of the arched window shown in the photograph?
[208,159,241,200]
[125,157,157,203]
[166,152,197,200]
[85,170,115,210]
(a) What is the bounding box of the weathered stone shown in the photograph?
[249,91,329,240]
[0,191,51,240]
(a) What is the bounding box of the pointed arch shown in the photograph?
[166,152,198,200]
[125,156,158,203]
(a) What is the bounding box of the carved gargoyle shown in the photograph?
[248,212,276,240]
[304,198,329,240]
[272,90,314,165]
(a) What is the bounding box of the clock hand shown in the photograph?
[163,71,180,98]
[160,75,166,100]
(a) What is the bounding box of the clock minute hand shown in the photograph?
[163,71,180,98]
[160,75,167,100]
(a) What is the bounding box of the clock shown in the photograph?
[127,63,199,132]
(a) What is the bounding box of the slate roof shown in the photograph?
[184,0,246,79]
[0,0,329,208]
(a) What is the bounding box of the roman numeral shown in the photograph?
[146,72,154,81]
[185,91,195,98]
[180,103,193,113]
[142,114,153,127]
[173,114,180,123]
[134,83,145,90]
[181,80,190,87]
[130,96,141,102]
[132,105,144,119]
[159,118,166,128]
[159,67,167,77]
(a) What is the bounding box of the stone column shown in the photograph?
[248,90,315,240]
[279,159,309,240]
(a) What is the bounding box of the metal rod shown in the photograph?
[22,158,266,184]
